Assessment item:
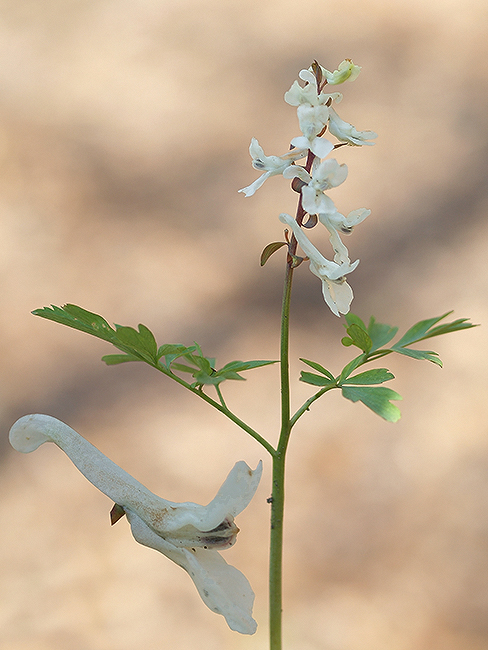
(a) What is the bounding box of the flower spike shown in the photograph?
[9,414,262,635]
[241,59,375,314]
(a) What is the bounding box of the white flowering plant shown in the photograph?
[9,60,476,649]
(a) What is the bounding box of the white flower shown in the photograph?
[321,208,371,234]
[328,108,377,146]
[295,104,330,141]
[9,414,262,635]
[279,213,359,316]
[284,69,342,153]
[321,59,361,85]
[319,208,371,266]
[284,71,322,107]
[290,132,333,160]
[239,138,306,197]
[281,61,373,154]
[283,157,348,216]
[284,69,343,107]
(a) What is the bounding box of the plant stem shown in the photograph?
[269,148,315,650]
[290,384,336,428]
[269,261,294,650]
[215,384,228,409]
[153,364,276,456]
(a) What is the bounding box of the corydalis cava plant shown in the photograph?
[9,414,262,634]
[8,58,476,650]
[240,58,377,316]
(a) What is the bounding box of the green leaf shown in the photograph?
[342,368,395,385]
[343,323,372,353]
[419,317,477,340]
[299,358,335,381]
[33,304,117,343]
[101,353,142,365]
[367,317,398,352]
[170,354,277,387]
[342,385,402,422]
[299,371,336,387]
[136,324,157,356]
[260,241,287,266]
[157,344,191,358]
[344,313,367,330]
[210,358,277,385]
[114,324,158,362]
[33,304,162,365]
[337,354,368,383]
[389,312,476,366]
[217,370,246,381]
[184,354,213,374]
[157,344,196,366]
[393,347,442,367]
[171,362,199,374]
[393,312,453,348]
[219,359,278,373]
[193,370,221,386]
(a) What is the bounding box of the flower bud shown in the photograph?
[324,59,361,85]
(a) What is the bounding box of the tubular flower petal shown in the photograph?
[327,108,377,146]
[279,213,359,316]
[238,137,306,197]
[319,209,371,265]
[321,208,371,235]
[9,414,262,635]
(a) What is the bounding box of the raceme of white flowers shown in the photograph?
[9,414,262,635]
[239,59,377,316]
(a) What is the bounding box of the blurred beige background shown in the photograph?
[0,0,487,649]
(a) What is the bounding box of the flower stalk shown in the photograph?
[269,259,293,649]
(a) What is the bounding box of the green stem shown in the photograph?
[153,364,276,456]
[269,148,316,650]
[290,384,336,428]
[215,384,227,409]
[269,262,294,650]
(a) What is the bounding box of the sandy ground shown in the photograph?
[1,0,488,648]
